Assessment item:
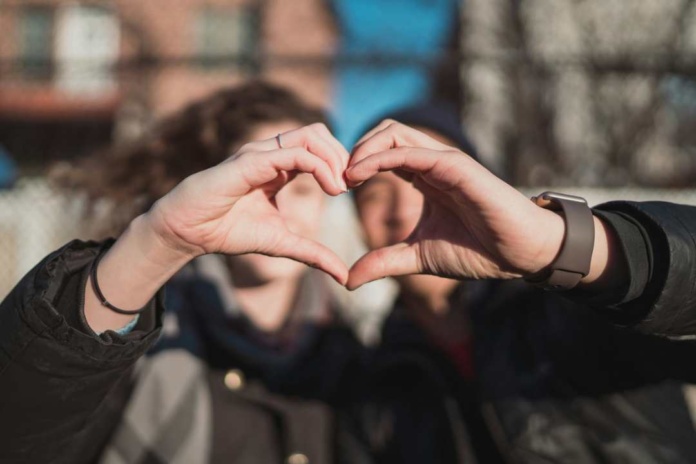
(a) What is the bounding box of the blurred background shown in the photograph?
[2,0,696,303]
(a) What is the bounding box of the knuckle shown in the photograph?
[238,142,255,154]
[235,152,260,168]
[310,122,328,133]
[448,149,471,162]
[227,151,244,163]
[303,124,318,136]
[287,146,304,157]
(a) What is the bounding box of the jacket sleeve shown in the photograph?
[0,240,164,464]
[591,201,696,338]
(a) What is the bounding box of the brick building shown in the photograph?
[0,0,336,168]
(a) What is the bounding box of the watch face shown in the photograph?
[532,192,560,210]
[533,192,587,212]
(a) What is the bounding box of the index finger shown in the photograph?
[346,147,472,190]
[241,123,349,191]
[350,121,453,168]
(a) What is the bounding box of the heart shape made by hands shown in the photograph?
[268,121,562,289]
[152,122,562,290]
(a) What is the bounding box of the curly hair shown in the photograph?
[52,80,328,237]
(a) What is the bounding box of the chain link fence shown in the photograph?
[0,180,81,297]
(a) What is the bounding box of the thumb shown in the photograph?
[269,233,349,286]
[347,242,420,290]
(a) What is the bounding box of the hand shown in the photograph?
[345,121,566,289]
[146,123,351,284]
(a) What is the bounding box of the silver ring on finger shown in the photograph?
[275,133,284,149]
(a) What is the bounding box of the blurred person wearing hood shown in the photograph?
[351,102,696,463]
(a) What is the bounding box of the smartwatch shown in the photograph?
[524,192,595,290]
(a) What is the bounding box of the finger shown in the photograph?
[309,122,350,171]
[346,243,420,290]
[350,121,453,170]
[346,147,464,188]
[269,234,349,285]
[242,124,349,191]
[283,124,349,191]
[353,119,396,148]
[266,148,344,196]
[260,171,290,197]
[234,147,343,196]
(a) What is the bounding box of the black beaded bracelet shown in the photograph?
[89,248,151,315]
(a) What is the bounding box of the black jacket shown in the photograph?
[470,202,696,463]
[335,201,696,463]
[151,267,367,464]
[2,201,696,463]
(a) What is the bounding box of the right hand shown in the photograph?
[146,123,351,284]
[345,121,566,289]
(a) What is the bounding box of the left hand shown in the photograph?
[148,123,351,284]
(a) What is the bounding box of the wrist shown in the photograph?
[525,211,617,289]
[524,192,595,289]
[526,208,566,276]
[83,214,193,333]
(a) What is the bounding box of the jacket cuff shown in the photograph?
[1,240,163,368]
[564,209,651,324]
[593,201,696,337]
[64,241,159,340]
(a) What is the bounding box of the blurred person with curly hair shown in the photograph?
[35,81,368,464]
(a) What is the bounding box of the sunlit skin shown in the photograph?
[229,121,326,284]
[354,128,471,342]
[225,120,329,332]
[84,121,621,336]
[85,122,350,334]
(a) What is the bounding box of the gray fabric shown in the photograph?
[100,350,212,464]
[495,390,696,464]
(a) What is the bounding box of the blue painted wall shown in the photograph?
[330,0,460,146]
[0,145,17,189]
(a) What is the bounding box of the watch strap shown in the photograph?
[525,192,595,290]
